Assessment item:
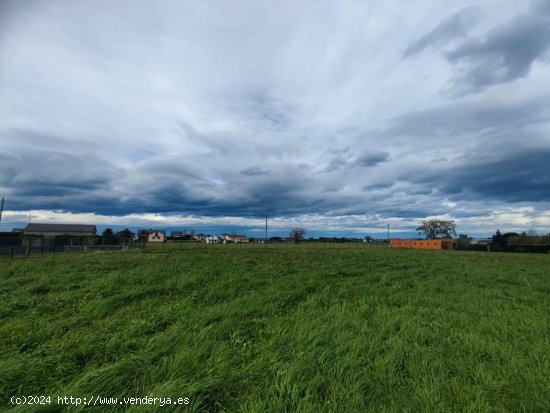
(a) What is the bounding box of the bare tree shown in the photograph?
[290,228,306,243]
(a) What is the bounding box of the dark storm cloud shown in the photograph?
[236,172,324,216]
[137,174,322,217]
[404,7,481,57]
[136,158,201,180]
[2,149,121,195]
[445,1,550,94]
[1,0,549,234]
[355,151,390,167]
[0,146,124,213]
[533,0,550,13]
[240,166,271,176]
[361,181,395,191]
[323,156,348,172]
[379,95,550,139]
[0,151,18,186]
[411,149,550,203]
[10,182,107,197]
[375,207,433,219]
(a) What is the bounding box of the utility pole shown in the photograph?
[0,197,3,226]
[387,224,390,247]
[265,215,268,241]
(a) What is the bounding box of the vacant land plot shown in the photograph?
[1,247,548,412]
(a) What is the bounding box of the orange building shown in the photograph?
[390,238,456,250]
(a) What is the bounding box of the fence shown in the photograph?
[2,235,546,262]
[133,238,388,253]
[0,236,388,261]
[0,235,132,261]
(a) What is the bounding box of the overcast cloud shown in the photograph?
[1,0,549,236]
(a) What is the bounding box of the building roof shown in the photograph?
[138,229,165,234]
[24,223,97,233]
[221,233,248,238]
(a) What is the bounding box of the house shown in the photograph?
[205,235,220,243]
[169,232,195,241]
[22,223,97,247]
[23,223,97,237]
[470,238,492,245]
[138,229,166,243]
[220,233,249,243]
[390,238,456,250]
[193,233,207,242]
[148,231,165,243]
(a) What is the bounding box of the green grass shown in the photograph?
[1,247,549,412]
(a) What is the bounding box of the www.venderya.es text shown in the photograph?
[10,395,190,407]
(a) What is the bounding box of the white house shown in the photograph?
[220,233,249,243]
[147,230,165,243]
[205,235,220,243]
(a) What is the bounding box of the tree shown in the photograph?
[102,227,114,237]
[116,228,134,245]
[492,230,505,247]
[492,230,521,250]
[290,228,306,243]
[456,233,471,250]
[101,227,119,245]
[116,228,134,239]
[416,219,456,239]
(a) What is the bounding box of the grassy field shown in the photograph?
[1,246,549,412]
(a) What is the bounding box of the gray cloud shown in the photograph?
[445,1,550,94]
[404,7,481,57]
[240,167,271,176]
[2,149,122,196]
[0,0,549,235]
[323,156,348,173]
[413,148,550,203]
[378,95,550,141]
[362,180,395,191]
[355,151,390,167]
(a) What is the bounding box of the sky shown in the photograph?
[1,0,549,238]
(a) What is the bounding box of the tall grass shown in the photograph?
[1,247,548,412]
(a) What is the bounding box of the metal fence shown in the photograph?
[132,239,388,253]
[2,235,546,261]
[0,236,132,261]
[0,236,389,261]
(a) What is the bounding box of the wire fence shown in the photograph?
[0,236,133,262]
[2,235,548,262]
[135,239,388,253]
[0,236,388,262]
